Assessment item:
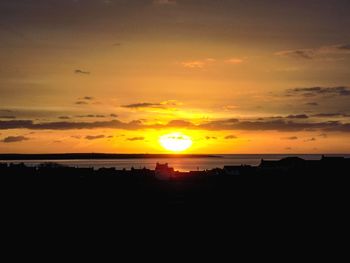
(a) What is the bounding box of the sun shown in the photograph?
[159,132,193,152]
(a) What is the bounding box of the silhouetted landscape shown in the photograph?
[1,155,348,210]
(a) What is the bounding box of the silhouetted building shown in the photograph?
[224,165,255,176]
[260,157,305,170]
[155,163,174,180]
[321,155,346,165]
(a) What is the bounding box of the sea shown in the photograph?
[1,154,350,172]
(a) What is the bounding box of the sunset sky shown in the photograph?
[1,0,350,153]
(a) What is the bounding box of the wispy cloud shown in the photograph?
[225,135,238,139]
[286,86,350,97]
[276,44,350,60]
[77,114,106,118]
[304,137,317,142]
[181,57,245,69]
[127,137,145,141]
[58,116,70,120]
[286,114,309,119]
[182,58,216,69]
[281,136,298,140]
[75,101,88,105]
[122,100,181,110]
[225,58,244,64]
[75,69,90,75]
[85,135,105,140]
[0,115,16,119]
[153,0,177,5]
[75,96,95,105]
[122,102,161,109]
[311,113,350,118]
[1,136,30,143]
[276,49,314,59]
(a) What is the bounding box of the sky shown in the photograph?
[1,0,350,154]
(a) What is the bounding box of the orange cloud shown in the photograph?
[225,58,244,64]
[182,58,216,69]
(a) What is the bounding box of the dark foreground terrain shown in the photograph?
[1,155,350,246]
[1,156,349,210]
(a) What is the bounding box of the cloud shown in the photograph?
[166,119,193,128]
[181,58,245,69]
[281,136,298,140]
[0,119,134,130]
[1,136,29,143]
[276,43,350,60]
[75,101,88,105]
[58,116,70,120]
[225,135,238,139]
[153,0,177,5]
[336,44,350,50]
[198,119,350,133]
[2,118,350,133]
[286,114,309,119]
[286,86,350,97]
[205,136,217,140]
[122,100,180,110]
[75,69,90,75]
[122,102,161,109]
[85,135,105,140]
[182,58,215,69]
[320,44,350,53]
[77,114,106,118]
[304,138,316,142]
[0,120,33,129]
[225,58,244,64]
[75,96,95,105]
[0,116,16,119]
[312,113,347,118]
[276,49,314,59]
[110,114,118,117]
[305,102,319,106]
[199,118,239,130]
[223,105,239,111]
[127,137,145,141]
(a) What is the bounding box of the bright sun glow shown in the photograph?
[159,132,193,152]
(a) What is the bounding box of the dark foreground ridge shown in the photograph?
[1,155,349,210]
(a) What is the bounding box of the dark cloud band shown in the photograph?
[1,118,350,133]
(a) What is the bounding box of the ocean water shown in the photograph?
[2,154,350,172]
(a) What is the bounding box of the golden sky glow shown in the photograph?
[1,0,350,153]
